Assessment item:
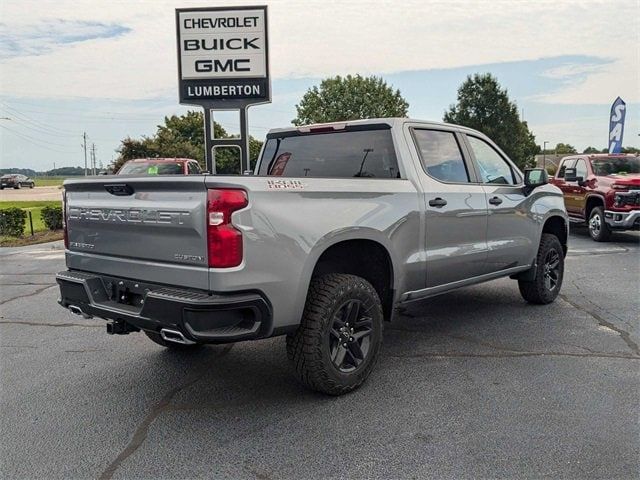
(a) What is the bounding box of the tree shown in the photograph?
[292,74,409,126]
[443,73,539,170]
[583,146,601,154]
[112,111,263,174]
[554,143,577,154]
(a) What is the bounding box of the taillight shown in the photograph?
[62,189,68,249]
[207,189,248,268]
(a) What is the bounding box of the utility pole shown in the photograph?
[83,132,88,176]
[90,143,97,176]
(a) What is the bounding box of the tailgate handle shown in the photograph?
[105,184,134,196]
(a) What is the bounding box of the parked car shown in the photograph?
[57,118,568,395]
[550,154,640,241]
[117,158,203,175]
[0,174,35,189]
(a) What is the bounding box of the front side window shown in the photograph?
[575,159,588,179]
[188,162,201,174]
[257,128,400,178]
[557,159,575,178]
[467,136,516,185]
[413,129,469,183]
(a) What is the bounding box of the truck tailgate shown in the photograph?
[64,176,209,289]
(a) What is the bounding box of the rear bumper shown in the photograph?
[604,209,640,230]
[56,270,272,343]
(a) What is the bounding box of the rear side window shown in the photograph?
[188,162,201,174]
[257,129,400,178]
[412,129,469,183]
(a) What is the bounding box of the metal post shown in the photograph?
[28,211,34,236]
[240,107,250,173]
[203,107,214,173]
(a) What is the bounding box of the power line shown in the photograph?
[0,125,80,154]
[0,103,78,135]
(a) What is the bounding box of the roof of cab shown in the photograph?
[267,117,483,136]
[125,158,196,163]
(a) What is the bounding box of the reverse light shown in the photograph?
[206,189,248,268]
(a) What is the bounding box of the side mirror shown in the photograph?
[524,168,548,189]
[564,167,583,183]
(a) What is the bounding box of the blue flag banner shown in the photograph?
[608,97,626,154]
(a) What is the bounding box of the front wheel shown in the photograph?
[286,273,383,395]
[588,206,611,242]
[518,233,564,304]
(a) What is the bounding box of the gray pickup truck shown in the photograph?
[57,118,568,394]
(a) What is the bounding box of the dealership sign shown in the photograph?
[608,96,626,154]
[176,6,270,107]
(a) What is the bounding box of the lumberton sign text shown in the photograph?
[176,6,270,105]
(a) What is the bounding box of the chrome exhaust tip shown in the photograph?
[68,305,93,319]
[160,328,196,345]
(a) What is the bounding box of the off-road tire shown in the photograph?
[144,331,202,350]
[518,233,564,304]
[286,273,384,395]
[588,206,611,242]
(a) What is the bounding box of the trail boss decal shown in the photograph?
[267,180,305,190]
[176,6,270,105]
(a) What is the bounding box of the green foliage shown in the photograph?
[582,146,601,154]
[292,74,409,126]
[41,205,63,230]
[582,146,640,154]
[0,208,27,237]
[545,165,557,175]
[443,73,539,170]
[553,143,577,154]
[112,111,263,175]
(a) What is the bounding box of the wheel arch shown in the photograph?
[301,231,397,322]
[541,215,568,257]
[584,194,605,219]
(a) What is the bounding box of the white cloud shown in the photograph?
[0,0,638,103]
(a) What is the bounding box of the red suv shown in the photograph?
[550,154,640,241]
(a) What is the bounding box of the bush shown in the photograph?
[545,165,557,176]
[0,208,27,237]
[41,205,63,230]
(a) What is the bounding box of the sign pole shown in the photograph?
[203,107,214,173]
[240,106,250,173]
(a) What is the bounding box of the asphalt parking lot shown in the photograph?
[1,228,638,479]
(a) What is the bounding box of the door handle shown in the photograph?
[428,197,447,207]
[488,196,503,206]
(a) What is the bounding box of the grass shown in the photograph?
[0,230,63,247]
[0,200,62,241]
[34,176,66,187]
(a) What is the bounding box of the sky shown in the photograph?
[0,0,638,171]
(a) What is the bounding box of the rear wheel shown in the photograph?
[144,331,201,350]
[518,233,564,304]
[15,183,21,189]
[588,206,611,242]
[286,273,383,395]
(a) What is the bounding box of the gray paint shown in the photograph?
[62,118,568,334]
